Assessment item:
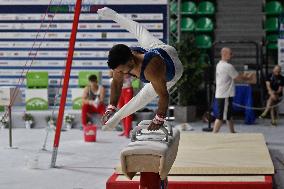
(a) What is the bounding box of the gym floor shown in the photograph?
[0,119,283,189]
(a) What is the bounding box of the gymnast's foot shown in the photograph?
[124,134,130,138]
[259,113,267,119]
[118,132,125,136]
[271,119,277,127]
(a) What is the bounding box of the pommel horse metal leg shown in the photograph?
[121,120,179,189]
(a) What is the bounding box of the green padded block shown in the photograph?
[25,88,48,111]
[197,1,215,15]
[181,17,195,32]
[26,72,48,88]
[199,53,209,64]
[195,35,212,49]
[49,5,69,13]
[181,1,197,15]
[26,98,48,110]
[267,43,278,50]
[0,106,4,112]
[78,71,101,88]
[266,34,278,42]
[131,78,140,89]
[72,97,82,110]
[265,1,283,15]
[264,17,279,32]
[195,17,214,32]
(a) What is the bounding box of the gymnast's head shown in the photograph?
[273,65,281,77]
[107,44,135,75]
[221,47,232,62]
[88,74,98,87]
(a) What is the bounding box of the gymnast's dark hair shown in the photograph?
[88,74,97,82]
[107,44,133,69]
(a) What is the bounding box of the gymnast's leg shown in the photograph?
[97,7,164,49]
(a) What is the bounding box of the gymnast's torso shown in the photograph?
[131,46,176,83]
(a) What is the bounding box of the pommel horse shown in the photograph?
[120,120,180,189]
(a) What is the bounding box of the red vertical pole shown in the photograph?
[50,0,82,168]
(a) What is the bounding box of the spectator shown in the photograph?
[213,47,253,133]
[81,74,106,126]
[259,65,284,126]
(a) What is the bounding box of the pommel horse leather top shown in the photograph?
[117,132,274,177]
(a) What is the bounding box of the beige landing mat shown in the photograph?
[116,133,274,175]
[169,133,274,175]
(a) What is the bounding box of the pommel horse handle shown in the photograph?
[131,120,173,142]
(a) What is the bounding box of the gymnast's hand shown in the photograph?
[97,7,117,20]
[101,105,117,125]
[148,114,165,131]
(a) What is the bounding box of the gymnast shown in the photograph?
[97,7,184,131]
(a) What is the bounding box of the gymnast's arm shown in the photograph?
[82,86,90,105]
[109,70,124,106]
[276,86,283,95]
[99,86,106,103]
[265,81,274,95]
[144,56,168,116]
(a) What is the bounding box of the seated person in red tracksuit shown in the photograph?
[81,75,106,126]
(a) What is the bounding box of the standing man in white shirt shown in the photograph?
[213,47,252,133]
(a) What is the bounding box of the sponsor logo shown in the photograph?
[0,24,9,28]
[50,80,58,84]
[79,24,87,29]
[131,14,138,18]
[85,130,96,136]
[111,24,120,28]
[48,33,58,37]
[69,5,90,12]
[50,24,57,28]
[48,62,60,65]
[82,62,92,66]
[39,52,49,56]
[101,32,107,39]
[90,5,104,13]
[29,52,37,56]
[79,52,92,56]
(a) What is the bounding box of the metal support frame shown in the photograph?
[168,0,181,106]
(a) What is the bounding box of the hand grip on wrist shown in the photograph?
[152,114,166,126]
[101,105,117,124]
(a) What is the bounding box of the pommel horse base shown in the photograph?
[107,132,274,189]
